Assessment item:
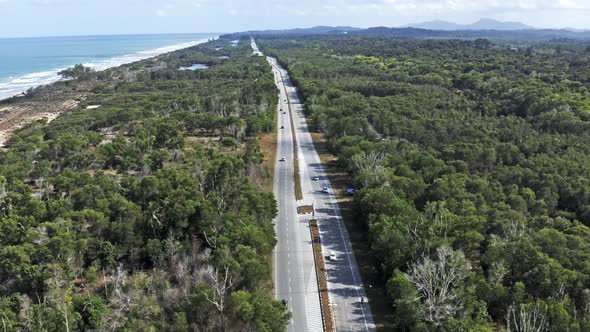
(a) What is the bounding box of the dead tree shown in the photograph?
[192,160,207,193]
[488,260,509,286]
[408,245,471,326]
[506,303,549,332]
[46,267,73,332]
[351,151,389,188]
[351,151,386,174]
[108,265,130,331]
[203,266,234,332]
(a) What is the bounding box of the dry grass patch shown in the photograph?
[258,129,278,192]
[287,97,303,200]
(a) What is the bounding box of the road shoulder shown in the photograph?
[309,132,397,331]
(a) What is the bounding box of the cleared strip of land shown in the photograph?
[0,99,79,147]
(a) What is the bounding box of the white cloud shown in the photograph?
[2,0,590,36]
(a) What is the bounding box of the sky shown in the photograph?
[0,0,589,38]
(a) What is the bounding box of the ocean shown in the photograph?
[0,33,218,100]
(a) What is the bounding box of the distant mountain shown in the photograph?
[403,20,464,31]
[404,18,534,31]
[221,26,360,39]
[565,27,589,33]
[222,24,590,41]
[351,27,590,40]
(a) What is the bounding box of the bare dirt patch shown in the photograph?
[0,99,79,147]
[297,205,314,214]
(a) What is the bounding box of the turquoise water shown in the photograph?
[0,33,218,100]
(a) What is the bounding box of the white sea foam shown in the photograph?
[0,38,215,101]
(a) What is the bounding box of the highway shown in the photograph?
[250,38,263,56]
[260,39,376,331]
[292,83,376,332]
[268,57,324,332]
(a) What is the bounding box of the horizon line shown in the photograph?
[0,31,225,40]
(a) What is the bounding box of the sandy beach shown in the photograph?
[0,35,216,147]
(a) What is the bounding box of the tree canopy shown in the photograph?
[58,64,95,80]
[0,36,288,331]
[260,35,590,331]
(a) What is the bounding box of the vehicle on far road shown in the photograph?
[322,187,329,193]
[280,126,284,129]
[329,251,336,260]
[282,299,288,306]
[283,112,286,114]
[279,157,286,162]
[312,176,319,181]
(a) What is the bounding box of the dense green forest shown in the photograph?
[0,39,289,330]
[258,36,590,331]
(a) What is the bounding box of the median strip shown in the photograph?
[287,91,303,201]
[297,204,314,214]
[274,65,303,200]
[310,219,334,332]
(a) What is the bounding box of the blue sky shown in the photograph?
[0,0,589,37]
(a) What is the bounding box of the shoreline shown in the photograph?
[0,36,218,102]
[0,36,218,147]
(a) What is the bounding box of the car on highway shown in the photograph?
[312,176,319,181]
[283,112,286,114]
[279,157,286,162]
[322,187,329,193]
[280,125,284,129]
[329,251,336,260]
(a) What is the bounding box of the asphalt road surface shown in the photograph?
[268,56,324,332]
[292,88,377,332]
[250,38,264,56]
[259,39,375,331]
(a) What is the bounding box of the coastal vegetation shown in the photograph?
[4,28,590,331]
[0,38,288,330]
[258,35,590,331]
[58,64,95,80]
